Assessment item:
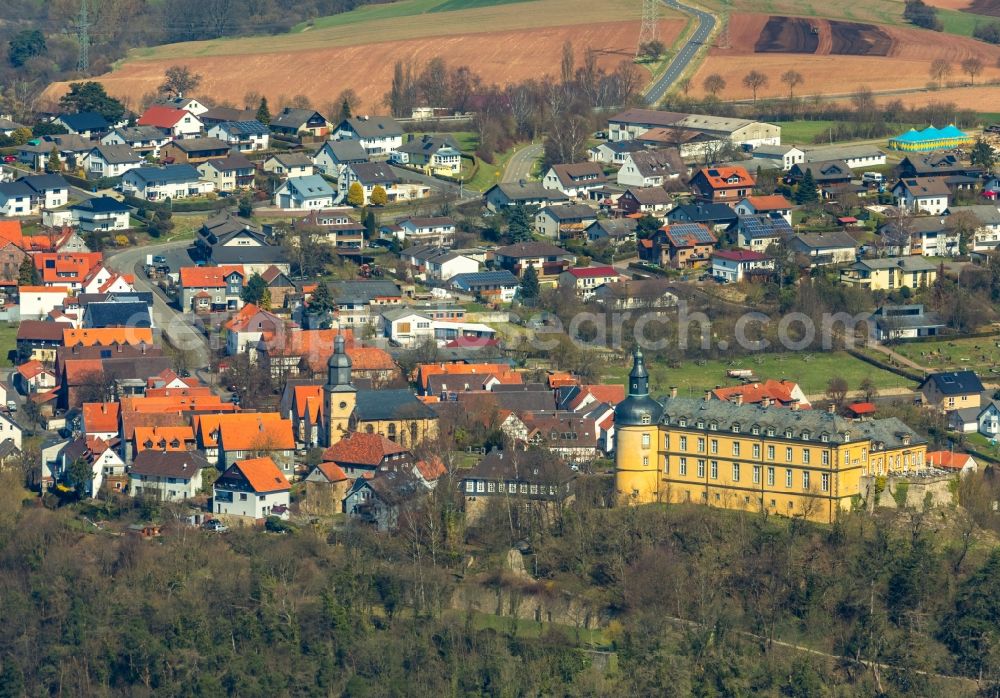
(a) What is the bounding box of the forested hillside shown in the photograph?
[4,469,1000,696]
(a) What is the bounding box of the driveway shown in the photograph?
[503,142,544,183]
[105,239,213,369]
[389,164,479,205]
[645,0,716,105]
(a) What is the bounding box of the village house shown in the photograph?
[558,266,623,299]
[58,436,124,497]
[948,401,1000,438]
[533,203,598,239]
[156,96,209,115]
[320,432,412,478]
[197,154,256,191]
[327,280,402,327]
[69,196,131,233]
[14,285,66,322]
[616,187,672,217]
[788,231,858,266]
[892,177,951,215]
[393,134,462,175]
[389,216,456,246]
[483,182,569,211]
[542,162,610,199]
[494,241,577,281]
[879,217,960,257]
[399,245,479,281]
[593,277,678,311]
[225,302,288,357]
[751,144,805,171]
[899,152,983,179]
[178,265,245,312]
[617,149,679,188]
[344,469,426,531]
[658,223,718,269]
[137,105,203,139]
[17,134,92,171]
[710,380,810,408]
[52,111,109,138]
[585,218,638,247]
[789,160,853,189]
[667,201,739,232]
[588,140,648,165]
[160,138,231,165]
[312,139,369,177]
[334,116,404,156]
[15,359,57,395]
[82,144,143,179]
[380,308,495,347]
[302,461,351,514]
[925,450,979,475]
[840,256,938,291]
[339,162,402,205]
[607,108,781,148]
[206,120,270,152]
[710,249,775,283]
[262,152,315,179]
[690,166,755,205]
[274,175,336,210]
[919,370,985,413]
[271,108,330,140]
[0,181,33,216]
[802,144,887,169]
[869,304,944,342]
[213,456,291,521]
[128,450,209,502]
[101,125,171,159]
[215,415,296,473]
[297,209,365,249]
[735,195,793,226]
[461,449,576,520]
[121,165,213,201]
[449,270,520,304]
[737,214,793,251]
[15,321,65,362]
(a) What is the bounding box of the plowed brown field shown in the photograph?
[693,13,1000,100]
[44,19,683,112]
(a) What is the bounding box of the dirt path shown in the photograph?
[865,341,930,373]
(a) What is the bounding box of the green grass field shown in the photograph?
[886,336,1000,374]
[776,120,839,145]
[602,351,915,398]
[937,8,997,38]
[0,323,18,366]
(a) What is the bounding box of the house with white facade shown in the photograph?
[129,450,209,502]
[558,266,624,299]
[274,174,335,210]
[137,105,203,139]
[312,139,368,177]
[542,162,610,199]
[213,456,291,520]
[390,216,457,246]
[262,152,314,179]
[710,249,775,283]
[334,116,404,156]
[735,195,793,226]
[788,231,858,266]
[750,144,805,171]
[400,244,479,281]
[82,144,143,179]
[101,126,171,159]
[121,165,213,201]
[69,196,131,232]
[803,144,886,170]
[533,204,598,239]
[339,162,402,205]
[0,181,33,216]
[893,177,951,215]
[21,175,69,210]
[616,149,679,188]
[946,204,1000,255]
[207,120,270,152]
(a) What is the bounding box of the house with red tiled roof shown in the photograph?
[133,425,196,454]
[137,105,203,139]
[224,303,289,358]
[302,461,351,514]
[33,252,104,291]
[257,328,396,384]
[690,166,755,205]
[82,402,121,440]
[710,379,811,409]
[710,249,776,283]
[213,456,291,520]
[215,413,296,474]
[415,362,519,395]
[63,327,153,348]
[736,195,793,225]
[521,411,600,463]
[291,384,325,448]
[926,450,978,475]
[57,435,126,496]
[557,265,624,299]
[320,432,412,478]
[178,265,246,312]
[14,359,56,395]
[647,223,717,269]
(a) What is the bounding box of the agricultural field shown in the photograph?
[601,350,915,399]
[46,0,683,111]
[690,12,1000,101]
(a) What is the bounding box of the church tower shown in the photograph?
[324,334,356,447]
[614,348,664,504]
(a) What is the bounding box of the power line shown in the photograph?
[637,0,659,56]
[74,0,90,72]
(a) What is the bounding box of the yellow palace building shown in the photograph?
[614,350,927,523]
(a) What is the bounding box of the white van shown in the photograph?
[862,172,884,184]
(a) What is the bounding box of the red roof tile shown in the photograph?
[232,456,290,493]
[321,432,407,466]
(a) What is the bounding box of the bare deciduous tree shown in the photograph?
[780,69,803,99]
[929,58,952,88]
[960,56,983,85]
[702,73,726,97]
[742,69,769,104]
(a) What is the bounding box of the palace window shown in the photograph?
[767,427,776,437]
[753,465,760,484]
[822,451,830,466]
[697,420,704,429]
[642,456,649,466]
[732,442,740,457]
[465,481,474,492]
[767,467,775,486]
[801,431,810,441]
[732,464,740,482]
[753,444,761,459]
[488,482,495,493]
[679,457,688,475]
[477,481,485,493]
[785,447,793,463]
[679,418,687,427]
[767,445,775,460]
[697,460,706,478]
[697,438,706,453]
[820,433,829,443]
[680,436,688,450]
[641,414,651,425]
[710,439,718,454]
[821,473,830,492]
[732,423,741,433]
[641,433,650,448]
[803,449,810,465]
[802,471,810,490]
[752,425,760,435]
[785,469,792,488]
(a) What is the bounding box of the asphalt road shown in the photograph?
[105,239,213,369]
[645,0,716,105]
[502,142,544,184]
[389,164,479,205]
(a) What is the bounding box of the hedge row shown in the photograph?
[845,347,924,383]
[121,192,231,213]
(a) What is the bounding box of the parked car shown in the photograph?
[2,155,16,163]
[202,519,228,532]
[6,401,16,412]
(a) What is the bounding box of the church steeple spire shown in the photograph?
[628,348,649,397]
[325,333,354,393]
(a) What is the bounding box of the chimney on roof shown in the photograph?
[828,403,836,414]
[101,403,107,414]
[733,393,743,406]
[704,390,712,402]
[790,400,800,412]
[669,386,678,398]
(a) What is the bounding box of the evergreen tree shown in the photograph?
[795,169,819,205]
[370,185,388,206]
[45,147,61,173]
[58,82,126,123]
[241,273,268,305]
[347,182,365,207]
[519,264,540,302]
[364,209,377,239]
[308,283,335,314]
[970,137,996,171]
[256,97,271,125]
[17,256,38,286]
[636,214,661,238]
[507,204,532,242]
[339,98,352,122]
[237,194,253,218]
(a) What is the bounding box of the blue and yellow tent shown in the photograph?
[888,124,973,152]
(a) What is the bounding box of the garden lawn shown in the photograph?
[601,350,915,398]
[0,323,19,366]
[886,335,1000,375]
